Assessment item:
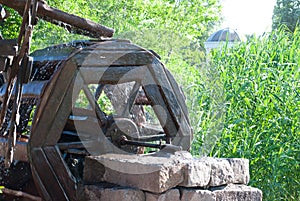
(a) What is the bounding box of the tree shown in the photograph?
[1,0,222,50]
[272,0,300,32]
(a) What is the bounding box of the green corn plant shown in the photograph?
[196,26,300,201]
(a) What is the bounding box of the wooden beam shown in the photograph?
[0,0,114,38]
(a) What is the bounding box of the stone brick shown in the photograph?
[84,153,185,193]
[180,189,216,201]
[84,155,106,184]
[82,185,145,201]
[226,158,250,185]
[179,157,211,187]
[212,184,263,201]
[209,158,234,186]
[145,189,180,201]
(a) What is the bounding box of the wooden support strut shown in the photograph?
[0,0,114,38]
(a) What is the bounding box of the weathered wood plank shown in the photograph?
[0,56,9,71]
[57,140,95,150]
[0,81,47,101]
[31,165,52,201]
[0,0,114,38]
[43,146,77,201]
[30,60,78,147]
[74,50,154,67]
[147,62,181,126]
[79,66,146,85]
[30,148,68,201]
[0,39,17,56]
[44,70,81,146]
[141,70,178,139]
[0,137,28,161]
[170,113,192,151]
[84,40,143,51]
[64,117,102,139]
[146,61,192,150]
[164,68,190,124]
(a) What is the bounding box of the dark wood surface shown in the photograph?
[0,39,17,56]
[30,148,68,201]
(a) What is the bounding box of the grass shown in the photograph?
[185,27,299,200]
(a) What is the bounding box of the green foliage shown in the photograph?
[0,7,22,39]
[196,28,299,200]
[0,0,221,51]
[90,0,221,39]
[272,0,300,32]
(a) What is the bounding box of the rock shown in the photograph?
[209,158,234,186]
[212,184,263,201]
[84,154,185,193]
[150,149,188,158]
[81,185,145,201]
[179,157,211,187]
[180,189,216,201]
[84,155,106,184]
[226,158,250,184]
[145,189,180,201]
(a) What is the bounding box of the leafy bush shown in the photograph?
[190,27,299,200]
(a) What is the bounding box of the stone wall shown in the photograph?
[81,151,262,201]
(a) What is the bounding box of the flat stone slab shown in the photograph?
[226,158,250,185]
[209,157,235,186]
[84,153,185,193]
[80,184,262,201]
[84,152,251,193]
[179,157,211,187]
[145,189,180,201]
[212,184,263,201]
[181,189,215,201]
[180,184,262,201]
[80,185,145,201]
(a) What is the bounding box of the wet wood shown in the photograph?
[123,81,142,116]
[142,71,179,138]
[44,74,79,146]
[23,40,192,200]
[30,148,68,201]
[148,62,181,127]
[79,66,146,84]
[164,68,190,123]
[82,84,107,124]
[1,188,42,201]
[84,40,144,51]
[30,164,52,201]
[75,50,154,67]
[57,142,94,154]
[57,141,85,150]
[0,39,17,56]
[0,81,47,101]
[0,56,9,71]
[65,117,102,139]
[146,62,192,149]
[0,137,28,161]
[30,60,78,147]
[43,146,77,201]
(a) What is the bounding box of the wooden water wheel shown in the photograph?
[26,39,192,200]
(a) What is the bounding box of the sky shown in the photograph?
[220,0,276,36]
